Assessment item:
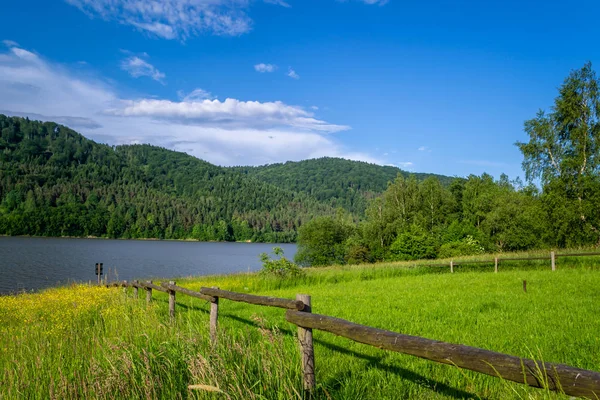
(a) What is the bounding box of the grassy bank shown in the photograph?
[2,258,600,399]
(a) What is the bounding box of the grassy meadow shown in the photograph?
[1,255,600,399]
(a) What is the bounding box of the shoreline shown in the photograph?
[0,234,287,244]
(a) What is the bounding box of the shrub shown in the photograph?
[259,247,304,279]
[438,235,485,258]
[388,232,438,261]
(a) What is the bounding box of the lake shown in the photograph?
[0,237,297,295]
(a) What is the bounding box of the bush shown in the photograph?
[295,215,354,266]
[388,232,438,261]
[438,235,485,258]
[259,247,304,279]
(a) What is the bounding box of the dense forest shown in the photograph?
[0,117,338,242]
[295,62,600,265]
[234,158,453,215]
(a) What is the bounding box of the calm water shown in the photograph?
[0,237,297,294]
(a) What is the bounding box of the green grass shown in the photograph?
[2,256,600,399]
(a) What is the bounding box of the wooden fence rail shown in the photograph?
[110,278,600,398]
[286,310,600,398]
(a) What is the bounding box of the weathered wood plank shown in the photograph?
[210,287,219,345]
[285,311,600,398]
[168,281,176,319]
[499,256,550,262]
[139,281,168,293]
[296,294,315,393]
[200,287,304,310]
[161,282,215,302]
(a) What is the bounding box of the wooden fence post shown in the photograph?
[146,281,152,305]
[450,260,454,273]
[296,294,316,394]
[494,257,498,273]
[551,251,556,271]
[168,281,176,319]
[123,280,128,295]
[210,286,219,345]
[523,280,527,293]
[133,280,139,297]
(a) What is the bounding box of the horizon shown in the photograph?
[1,0,599,180]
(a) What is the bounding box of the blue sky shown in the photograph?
[1,0,599,179]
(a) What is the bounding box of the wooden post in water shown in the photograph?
[210,286,219,345]
[133,280,139,297]
[494,257,498,273]
[168,281,176,319]
[450,260,454,273]
[551,251,556,271]
[145,281,153,305]
[296,294,316,394]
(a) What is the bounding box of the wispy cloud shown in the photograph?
[0,45,378,166]
[177,88,214,101]
[2,39,19,47]
[418,146,427,151]
[64,0,289,40]
[311,106,319,110]
[357,0,389,4]
[287,67,300,79]
[121,54,165,83]
[263,0,291,7]
[254,63,277,73]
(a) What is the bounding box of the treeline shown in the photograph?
[0,116,333,242]
[296,62,600,266]
[235,157,453,215]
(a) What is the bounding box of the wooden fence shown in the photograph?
[415,251,600,273]
[109,278,600,398]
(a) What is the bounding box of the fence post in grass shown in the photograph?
[123,280,128,295]
[133,280,139,297]
[210,287,219,345]
[145,281,152,305]
[450,260,454,273]
[168,281,176,319]
[494,257,498,273]
[523,280,527,293]
[296,294,316,394]
[551,251,556,271]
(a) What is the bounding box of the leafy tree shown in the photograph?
[517,62,600,245]
[295,214,354,266]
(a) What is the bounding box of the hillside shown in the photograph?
[233,158,454,215]
[0,115,334,242]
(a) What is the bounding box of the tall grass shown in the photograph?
[2,252,600,399]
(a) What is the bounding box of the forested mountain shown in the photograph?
[0,115,335,242]
[234,158,454,215]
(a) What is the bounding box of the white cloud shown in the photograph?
[0,46,377,166]
[106,98,349,133]
[287,67,300,79]
[357,0,389,4]
[388,162,413,169]
[311,106,319,110]
[263,0,291,7]
[64,0,289,39]
[418,146,426,151]
[178,88,214,101]
[254,63,277,73]
[121,55,165,83]
[2,40,19,47]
